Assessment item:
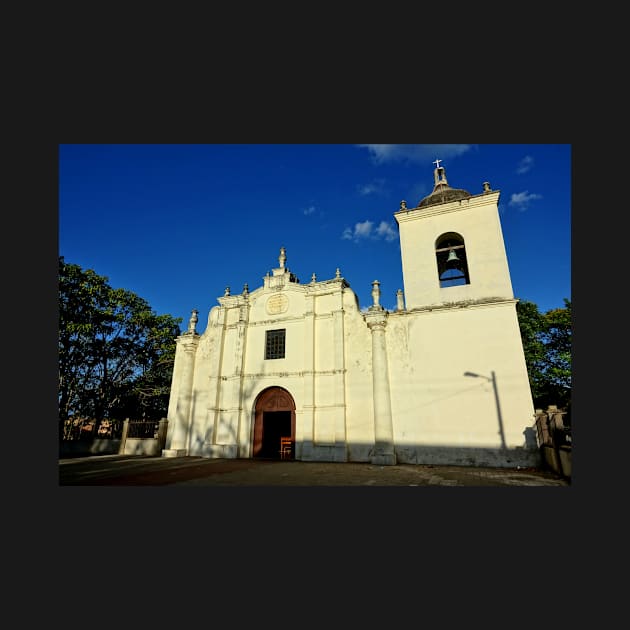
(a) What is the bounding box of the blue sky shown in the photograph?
[59,144,571,331]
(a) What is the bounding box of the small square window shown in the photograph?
[265,329,286,360]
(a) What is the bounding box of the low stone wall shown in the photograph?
[59,418,168,458]
[536,406,571,479]
[60,439,121,458]
[541,444,571,478]
[122,437,162,456]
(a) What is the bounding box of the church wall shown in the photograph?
[309,289,346,455]
[384,301,535,464]
[213,322,242,449]
[245,287,306,376]
[187,308,226,456]
[342,298,376,461]
[314,291,341,315]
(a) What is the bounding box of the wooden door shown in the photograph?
[253,387,296,458]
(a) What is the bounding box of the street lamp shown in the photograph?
[464,370,507,449]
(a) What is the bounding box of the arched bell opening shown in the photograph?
[435,232,470,287]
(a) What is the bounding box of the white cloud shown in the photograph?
[516,155,534,175]
[357,178,386,196]
[376,221,397,242]
[356,144,474,165]
[341,219,397,242]
[302,205,316,216]
[508,190,542,211]
[354,220,374,238]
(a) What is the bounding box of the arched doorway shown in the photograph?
[253,387,296,459]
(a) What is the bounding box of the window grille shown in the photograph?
[265,329,286,359]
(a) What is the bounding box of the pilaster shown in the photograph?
[163,331,200,456]
[365,288,396,465]
[332,307,347,452]
[300,293,316,459]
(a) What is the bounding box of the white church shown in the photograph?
[163,161,540,468]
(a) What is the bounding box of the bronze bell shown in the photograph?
[446,248,460,267]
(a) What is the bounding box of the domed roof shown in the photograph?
[418,160,471,208]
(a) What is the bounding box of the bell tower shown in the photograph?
[394,160,514,310]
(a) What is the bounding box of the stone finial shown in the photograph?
[279,246,287,269]
[311,273,317,283]
[371,280,381,308]
[187,309,198,334]
[224,286,231,296]
[483,181,491,192]
[242,283,249,296]
[400,200,407,210]
[335,268,341,279]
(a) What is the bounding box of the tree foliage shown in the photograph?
[59,257,182,421]
[516,298,571,411]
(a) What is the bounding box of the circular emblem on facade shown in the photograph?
[266,294,289,315]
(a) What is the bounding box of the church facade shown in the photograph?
[163,162,540,468]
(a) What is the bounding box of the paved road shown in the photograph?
[59,454,569,486]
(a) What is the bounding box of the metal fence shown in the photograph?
[126,420,160,439]
[60,418,160,441]
[61,417,124,441]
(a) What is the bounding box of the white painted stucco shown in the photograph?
[164,166,539,467]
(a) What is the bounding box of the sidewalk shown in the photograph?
[59,455,569,486]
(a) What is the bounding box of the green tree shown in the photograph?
[516,298,571,411]
[112,312,180,420]
[59,257,182,422]
[541,298,571,409]
[59,257,112,421]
